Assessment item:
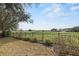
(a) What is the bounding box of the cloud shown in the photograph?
[70,5,79,11]
[43,4,63,17]
[43,3,79,18]
[52,4,62,13]
[59,13,79,17]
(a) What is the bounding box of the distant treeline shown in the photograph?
[19,26,79,32]
[51,26,79,32]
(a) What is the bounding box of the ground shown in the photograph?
[0,37,55,56]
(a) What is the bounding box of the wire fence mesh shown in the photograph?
[10,30,79,55]
[10,30,79,46]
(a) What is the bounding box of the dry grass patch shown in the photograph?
[0,37,55,56]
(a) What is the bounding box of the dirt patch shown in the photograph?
[0,38,56,56]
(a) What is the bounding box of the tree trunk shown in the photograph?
[1,31,6,37]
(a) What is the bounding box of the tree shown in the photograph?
[0,3,33,37]
[28,29,32,31]
[51,28,57,32]
[71,26,79,32]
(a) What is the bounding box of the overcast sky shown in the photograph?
[19,3,79,30]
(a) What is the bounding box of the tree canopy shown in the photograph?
[0,3,32,37]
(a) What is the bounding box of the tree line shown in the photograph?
[51,26,79,32]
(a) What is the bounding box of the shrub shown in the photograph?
[1,30,11,37]
[6,30,11,37]
[22,37,30,41]
[30,38,38,43]
[43,40,52,46]
[28,29,32,31]
[13,36,22,39]
[1,31,9,37]
[38,40,44,44]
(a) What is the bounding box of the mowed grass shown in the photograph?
[0,37,55,56]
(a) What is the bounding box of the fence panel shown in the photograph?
[11,31,79,46]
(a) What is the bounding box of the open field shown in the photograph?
[0,31,79,55]
[11,31,79,47]
[0,37,55,56]
[10,31,79,55]
[1,3,79,56]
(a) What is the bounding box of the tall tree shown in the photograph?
[0,3,32,37]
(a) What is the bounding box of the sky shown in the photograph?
[19,3,79,30]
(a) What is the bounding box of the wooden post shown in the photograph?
[58,32,60,44]
[25,31,27,38]
[31,31,33,38]
[42,30,44,41]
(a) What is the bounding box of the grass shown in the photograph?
[11,31,79,55]
[11,31,79,46]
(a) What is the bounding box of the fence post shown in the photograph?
[31,31,33,38]
[25,31,27,38]
[16,31,17,38]
[19,30,22,39]
[14,32,15,37]
[13,32,15,37]
[58,32,60,44]
[42,30,44,41]
[19,31,21,38]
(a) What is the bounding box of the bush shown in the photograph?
[28,29,32,31]
[12,36,21,39]
[38,40,44,44]
[30,38,38,43]
[58,46,79,56]
[43,40,52,46]
[1,30,11,37]
[6,31,11,36]
[22,37,30,41]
